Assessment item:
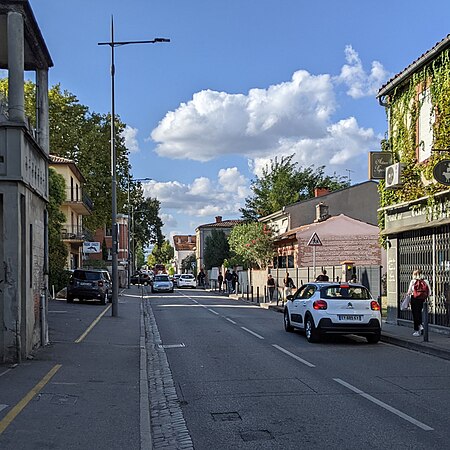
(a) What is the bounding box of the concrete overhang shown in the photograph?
[0,0,53,71]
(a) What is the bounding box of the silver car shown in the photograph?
[151,274,174,293]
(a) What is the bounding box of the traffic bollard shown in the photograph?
[423,301,429,342]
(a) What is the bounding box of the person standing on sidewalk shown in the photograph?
[225,269,233,293]
[407,269,431,337]
[283,272,296,299]
[267,274,276,302]
[218,272,224,292]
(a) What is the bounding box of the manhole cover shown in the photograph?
[211,412,241,422]
[240,430,273,442]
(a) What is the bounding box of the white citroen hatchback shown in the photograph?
[284,282,381,343]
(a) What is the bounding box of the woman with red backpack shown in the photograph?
[407,269,432,337]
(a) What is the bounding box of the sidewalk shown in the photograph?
[219,290,450,361]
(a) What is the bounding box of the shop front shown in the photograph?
[383,192,450,329]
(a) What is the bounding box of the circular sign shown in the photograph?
[433,159,450,186]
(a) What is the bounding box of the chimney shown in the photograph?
[314,202,330,223]
[187,235,192,243]
[314,187,329,198]
[215,216,222,223]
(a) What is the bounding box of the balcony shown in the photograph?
[64,188,93,215]
[61,225,91,242]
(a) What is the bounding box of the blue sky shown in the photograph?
[28,0,450,242]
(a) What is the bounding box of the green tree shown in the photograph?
[181,253,196,274]
[48,168,69,291]
[240,154,349,220]
[151,240,174,265]
[203,230,230,269]
[228,222,275,269]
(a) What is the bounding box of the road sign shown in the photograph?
[433,159,450,186]
[83,241,101,253]
[307,232,322,246]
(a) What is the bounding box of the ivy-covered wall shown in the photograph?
[379,47,450,235]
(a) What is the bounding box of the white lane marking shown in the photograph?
[208,309,219,315]
[0,405,8,413]
[191,299,199,304]
[272,344,315,368]
[226,318,237,325]
[333,378,434,431]
[0,369,11,377]
[241,327,264,340]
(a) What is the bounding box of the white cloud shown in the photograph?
[336,45,390,99]
[141,167,249,219]
[122,125,140,153]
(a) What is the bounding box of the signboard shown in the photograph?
[307,232,322,246]
[368,151,393,180]
[83,241,101,253]
[433,159,450,186]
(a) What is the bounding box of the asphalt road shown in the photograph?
[148,288,450,450]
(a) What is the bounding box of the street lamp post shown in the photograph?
[98,17,169,316]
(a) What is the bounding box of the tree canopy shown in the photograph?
[228,222,275,269]
[203,230,230,269]
[240,154,349,221]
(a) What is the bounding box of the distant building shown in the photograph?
[195,216,243,270]
[49,155,92,269]
[0,1,53,362]
[172,235,196,273]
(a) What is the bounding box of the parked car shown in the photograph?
[283,282,381,343]
[177,274,196,288]
[172,274,181,287]
[151,274,174,293]
[131,272,151,285]
[67,269,112,305]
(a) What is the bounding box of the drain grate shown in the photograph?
[211,412,241,422]
[158,343,186,349]
[240,430,273,442]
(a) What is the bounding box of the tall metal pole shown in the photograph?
[127,174,131,289]
[110,16,119,316]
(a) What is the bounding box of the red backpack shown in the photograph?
[413,279,429,300]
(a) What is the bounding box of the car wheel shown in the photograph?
[284,309,293,332]
[67,295,74,303]
[151,288,155,293]
[366,332,381,344]
[305,315,320,343]
[170,289,174,293]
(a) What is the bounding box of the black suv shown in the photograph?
[67,269,112,304]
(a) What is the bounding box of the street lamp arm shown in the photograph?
[98,38,170,47]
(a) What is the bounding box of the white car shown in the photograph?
[284,282,381,343]
[177,274,197,288]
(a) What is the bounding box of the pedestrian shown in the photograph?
[197,268,206,288]
[225,269,233,293]
[231,270,239,294]
[350,273,357,283]
[315,269,329,282]
[267,274,276,302]
[218,272,224,292]
[283,272,296,298]
[407,269,431,337]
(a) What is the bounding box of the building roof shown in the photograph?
[173,235,196,251]
[49,154,86,183]
[196,219,243,230]
[377,34,450,98]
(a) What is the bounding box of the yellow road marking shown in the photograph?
[75,304,111,343]
[0,364,62,434]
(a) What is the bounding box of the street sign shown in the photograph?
[433,159,450,186]
[307,232,322,246]
[83,241,101,253]
[368,151,393,179]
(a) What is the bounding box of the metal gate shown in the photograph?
[398,225,450,327]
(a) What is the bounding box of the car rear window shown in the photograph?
[321,285,371,300]
[155,275,169,281]
[73,270,102,281]
[181,275,194,279]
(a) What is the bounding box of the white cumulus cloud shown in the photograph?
[336,45,390,99]
[122,125,140,153]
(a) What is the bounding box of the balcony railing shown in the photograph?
[61,225,92,241]
[64,188,93,214]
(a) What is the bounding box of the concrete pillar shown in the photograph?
[36,69,49,153]
[7,12,25,123]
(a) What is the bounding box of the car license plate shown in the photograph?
[79,282,92,286]
[338,315,362,321]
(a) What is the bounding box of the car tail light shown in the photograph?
[313,300,328,310]
[371,300,380,311]
[98,281,104,287]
